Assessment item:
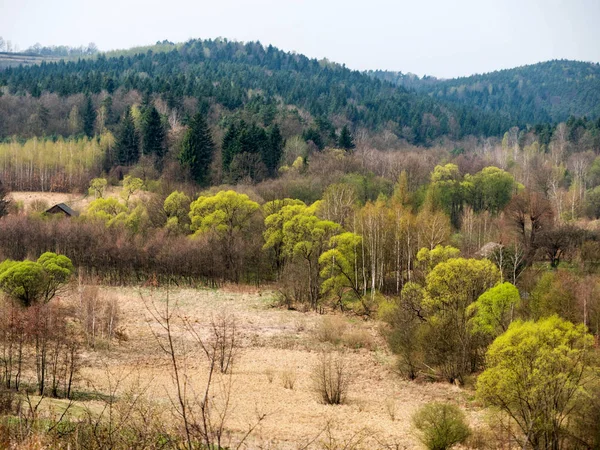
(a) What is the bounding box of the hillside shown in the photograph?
[0,39,516,144]
[369,60,600,125]
[0,51,62,70]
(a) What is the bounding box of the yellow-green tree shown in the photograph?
[467,282,520,336]
[163,191,191,233]
[477,316,595,450]
[281,207,341,309]
[189,190,260,278]
[319,232,363,308]
[263,199,307,273]
[423,257,500,382]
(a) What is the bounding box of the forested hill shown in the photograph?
[368,60,600,125]
[0,38,517,143]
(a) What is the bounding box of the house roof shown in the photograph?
[46,203,79,217]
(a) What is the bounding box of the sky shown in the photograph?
[1,0,599,78]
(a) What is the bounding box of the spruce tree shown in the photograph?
[338,125,355,150]
[222,122,239,173]
[82,95,97,138]
[179,112,215,185]
[115,107,140,166]
[263,124,283,176]
[142,106,166,160]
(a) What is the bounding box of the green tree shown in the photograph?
[426,164,467,228]
[412,403,471,450]
[82,95,96,138]
[115,106,140,166]
[263,199,307,273]
[37,252,75,302]
[282,206,341,309]
[423,257,500,382]
[465,166,518,214]
[88,177,107,199]
[0,253,74,306]
[164,190,191,232]
[142,105,166,161]
[189,190,259,277]
[477,316,595,450]
[319,232,363,306]
[338,125,355,150]
[263,124,284,176]
[120,175,144,205]
[467,282,520,336]
[179,112,215,185]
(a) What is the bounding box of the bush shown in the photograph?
[314,316,347,345]
[311,352,350,405]
[412,402,471,450]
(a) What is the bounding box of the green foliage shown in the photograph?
[422,257,501,382]
[179,112,214,185]
[464,166,518,214]
[85,197,128,224]
[337,125,355,150]
[319,232,363,301]
[412,402,471,450]
[221,120,283,180]
[0,253,74,306]
[416,245,460,275]
[0,38,524,144]
[372,60,600,123]
[142,105,166,160]
[82,95,96,138]
[120,175,144,204]
[89,177,107,198]
[189,190,259,236]
[163,191,191,232]
[467,282,520,336]
[115,107,140,166]
[477,316,595,449]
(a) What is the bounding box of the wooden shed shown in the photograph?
[45,203,79,217]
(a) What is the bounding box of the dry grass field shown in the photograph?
[48,284,487,449]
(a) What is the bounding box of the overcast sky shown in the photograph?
[1,0,599,78]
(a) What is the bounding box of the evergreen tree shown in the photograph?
[82,95,97,138]
[338,125,355,150]
[115,107,140,166]
[263,124,284,176]
[222,122,240,172]
[179,112,215,185]
[142,105,166,160]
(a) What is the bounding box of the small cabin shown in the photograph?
[45,203,79,217]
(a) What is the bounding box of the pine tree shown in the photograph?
[115,107,140,166]
[222,122,240,172]
[142,106,166,160]
[179,112,215,185]
[338,125,355,150]
[263,124,284,176]
[82,95,97,138]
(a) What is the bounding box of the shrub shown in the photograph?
[412,402,471,450]
[281,369,297,390]
[312,352,350,405]
[314,316,347,345]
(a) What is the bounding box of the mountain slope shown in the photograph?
[0,39,516,143]
[369,60,600,125]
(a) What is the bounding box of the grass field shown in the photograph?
[42,284,486,449]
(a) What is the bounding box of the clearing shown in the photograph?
[56,285,484,449]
